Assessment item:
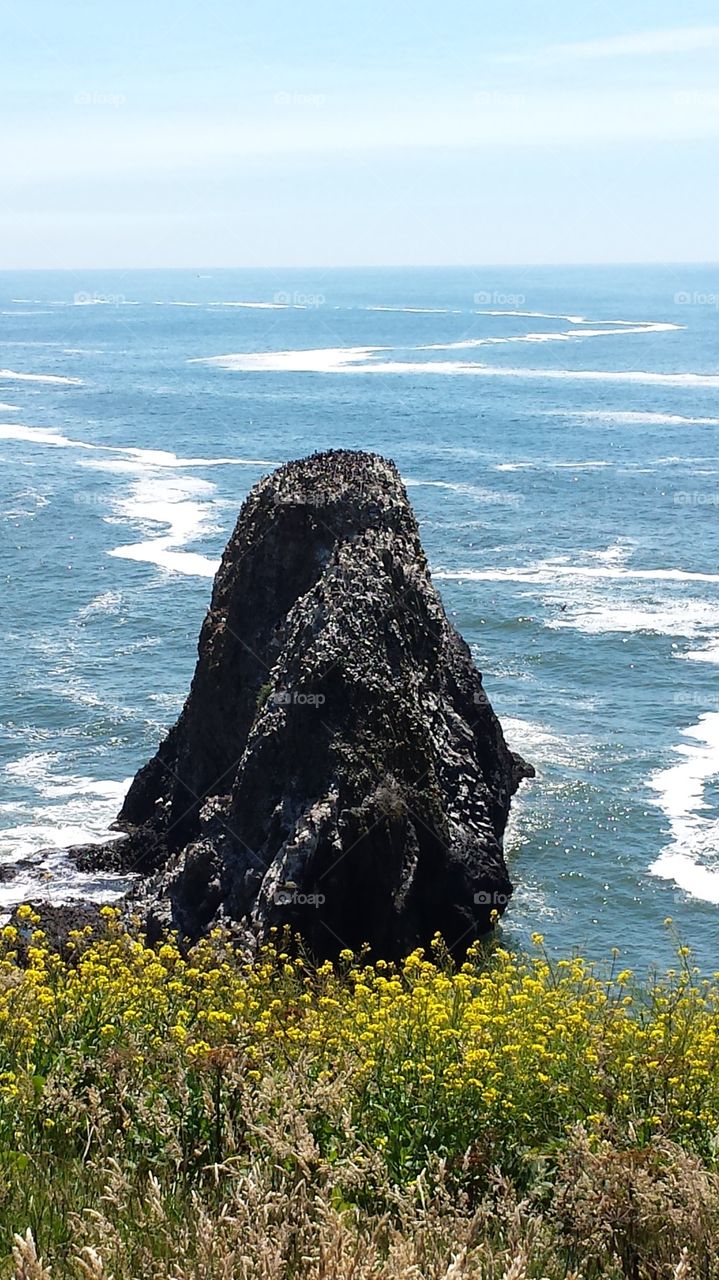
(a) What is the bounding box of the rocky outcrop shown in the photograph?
[8,902,104,961]
[96,450,532,959]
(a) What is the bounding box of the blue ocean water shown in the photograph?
[1,264,718,971]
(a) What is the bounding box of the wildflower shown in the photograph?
[16,904,40,925]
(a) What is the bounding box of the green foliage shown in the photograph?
[0,908,717,1277]
[255,681,272,710]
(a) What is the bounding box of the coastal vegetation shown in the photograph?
[1,908,718,1278]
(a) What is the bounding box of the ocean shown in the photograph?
[1,264,718,971]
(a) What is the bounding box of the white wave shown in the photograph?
[564,322,680,336]
[0,368,82,385]
[648,454,716,465]
[420,321,682,351]
[9,299,137,308]
[194,345,718,387]
[435,563,719,585]
[472,311,674,325]
[0,425,264,580]
[72,298,140,307]
[1,422,274,469]
[78,590,123,620]
[473,309,587,321]
[2,487,50,520]
[212,300,289,309]
[435,554,719,639]
[0,423,90,448]
[648,852,719,904]
[648,713,719,905]
[156,300,295,310]
[682,643,719,665]
[500,716,595,769]
[549,601,719,638]
[363,305,459,314]
[552,409,719,426]
[0,402,20,412]
[119,446,276,469]
[402,477,518,505]
[493,460,611,471]
[106,471,222,578]
[0,754,134,914]
[106,473,218,535]
[5,751,57,789]
[191,346,384,372]
[110,544,219,576]
[423,332,575,350]
[81,450,275,472]
[381,362,719,386]
[587,542,634,566]
[359,308,653,322]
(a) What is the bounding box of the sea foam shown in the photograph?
[193,345,719,387]
[0,754,135,916]
[0,368,82,385]
[648,713,719,905]
[106,471,222,578]
[434,564,719,585]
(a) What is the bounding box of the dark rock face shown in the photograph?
[9,902,104,961]
[111,450,532,960]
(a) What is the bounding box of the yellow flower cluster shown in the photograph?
[1,910,718,1177]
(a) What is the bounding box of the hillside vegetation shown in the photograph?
[2,908,718,1279]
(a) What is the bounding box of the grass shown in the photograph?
[1,906,719,1277]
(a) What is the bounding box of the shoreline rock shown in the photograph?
[8,901,104,960]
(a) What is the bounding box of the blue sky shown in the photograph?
[2,0,718,267]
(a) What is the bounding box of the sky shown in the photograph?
[1,0,718,268]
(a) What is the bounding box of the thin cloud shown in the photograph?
[498,26,719,64]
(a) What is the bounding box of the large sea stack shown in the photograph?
[108,450,533,959]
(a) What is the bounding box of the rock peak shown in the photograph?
[102,449,532,959]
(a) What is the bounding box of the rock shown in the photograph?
[8,901,104,960]
[94,450,533,959]
[69,835,161,876]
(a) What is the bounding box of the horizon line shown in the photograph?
[2,260,719,273]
